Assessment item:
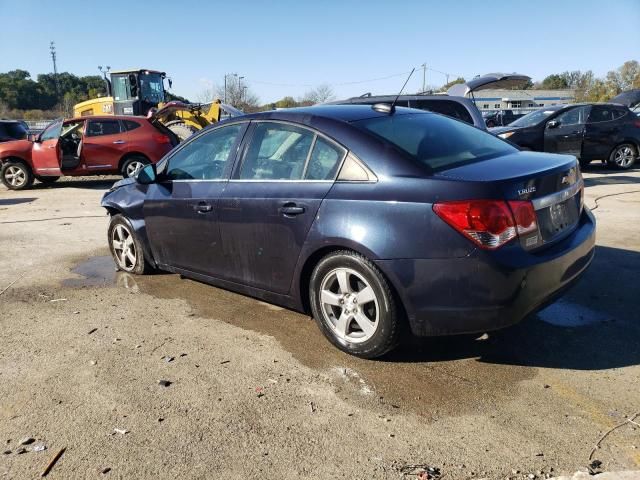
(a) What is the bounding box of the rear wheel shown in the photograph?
[167,122,198,142]
[36,175,60,184]
[121,156,150,179]
[309,251,400,358]
[108,214,153,274]
[1,160,33,190]
[608,144,637,170]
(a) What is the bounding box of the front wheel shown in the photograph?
[108,214,154,274]
[309,251,401,359]
[608,144,637,170]
[1,160,33,190]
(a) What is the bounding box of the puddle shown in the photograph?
[538,300,612,327]
[62,255,117,287]
[62,255,537,418]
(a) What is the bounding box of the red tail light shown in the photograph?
[152,133,171,144]
[433,199,538,250]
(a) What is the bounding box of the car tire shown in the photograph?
[167,122,198,142]
[35,175,60,184]
[1,160,34,190]
[121,156,150,179]
[309,250,401,359]
[608,144,637,170]
[107,214,154,275]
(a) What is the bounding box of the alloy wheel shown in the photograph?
[613,146,635,168]
[111,224,137,271]
[319,267,379,344]
[4,165,27,188]
[126,161,145,178]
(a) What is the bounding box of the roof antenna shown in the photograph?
[372,68,416,114]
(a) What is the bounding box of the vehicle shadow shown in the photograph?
[0,197,37,206]
[583,174,640,187]
[30,178,118,191]
[384,244,640,370]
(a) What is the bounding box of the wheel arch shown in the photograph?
[296,244,408,325]
[1,155,33,172]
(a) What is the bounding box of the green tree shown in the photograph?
[274,96,298,108]
[541,74,569,89]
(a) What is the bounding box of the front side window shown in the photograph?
[354,112,516,172]
[39,119,63,141]
[87,120,121,137]
[556,106,590,126]
[166,124,243,180]
[240,123,315,180]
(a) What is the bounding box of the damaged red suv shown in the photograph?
[0,116,177,190]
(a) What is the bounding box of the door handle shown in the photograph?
[279,203,305,216]
[113,140,126,144]
[193,201,213,214]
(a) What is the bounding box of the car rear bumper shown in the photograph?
[375,207,596,336]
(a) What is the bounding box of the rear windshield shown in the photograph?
[354,113,516,172]
[0,122,28,140]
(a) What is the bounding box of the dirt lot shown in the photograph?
[1,166,639,480]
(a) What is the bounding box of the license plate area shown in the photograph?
[535,192,581,243]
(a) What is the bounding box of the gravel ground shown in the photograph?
[1,168,639,480]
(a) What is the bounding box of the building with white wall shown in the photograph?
[470,89,576,112]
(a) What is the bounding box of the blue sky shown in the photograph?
[0,0,638,103]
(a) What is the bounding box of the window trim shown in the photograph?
[231,120,348,182]
[158,121,250,183]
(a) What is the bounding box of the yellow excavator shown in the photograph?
[73,68,243,140]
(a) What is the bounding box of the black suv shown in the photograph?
[0,120,28,143]
[483,109,525,127]
[491,104,640,169]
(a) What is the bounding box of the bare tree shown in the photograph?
[301,83,336,105]
[198,76,260,112]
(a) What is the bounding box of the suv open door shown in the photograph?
[31,119,63,177]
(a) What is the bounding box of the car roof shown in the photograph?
[328,94,467,103]
[0,119,22,123]
[66,115,148,122]
[243,104,429,123]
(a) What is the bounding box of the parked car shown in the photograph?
[482,109,526,128]
[490,103,640,169]
[330,73,531,131]
[101,105,595,358]
[0,115,178,190]
[0,120,29,143]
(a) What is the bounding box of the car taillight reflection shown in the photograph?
[433,199,539,250]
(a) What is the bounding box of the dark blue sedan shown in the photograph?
[101,105,596,358]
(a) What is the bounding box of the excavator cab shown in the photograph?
[110,69,167,116]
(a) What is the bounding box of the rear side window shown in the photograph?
[123,120,142,131]
[411,100,474,125]
[611,108,628,120]
[240,123,315,180]
[305,137,345,180]
[354,113,516,172]
[87,120,122,137]
[587,105,627,123]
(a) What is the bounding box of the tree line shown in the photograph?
[1,60,638,120]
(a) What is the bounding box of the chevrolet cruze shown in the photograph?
[101,105,596,358]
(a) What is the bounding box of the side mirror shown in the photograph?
[547,120,560,129]
[136,164,157,184]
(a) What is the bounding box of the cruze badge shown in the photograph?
[518,186,536,196]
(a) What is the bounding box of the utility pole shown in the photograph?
[224,74,227,104]
[50,41,60,103]
[238,76,244,106]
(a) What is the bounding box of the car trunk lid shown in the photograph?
[447,73,532,97]
[436,151,583,250]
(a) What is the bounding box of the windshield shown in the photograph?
[509,108,558,127]
[112,75,132,101]
[354,113,516,172]
[139,73,165,104]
